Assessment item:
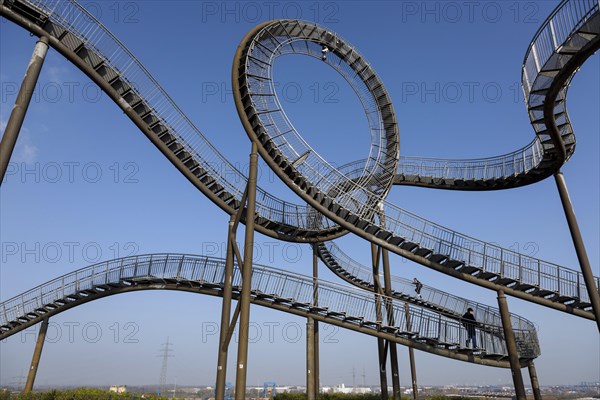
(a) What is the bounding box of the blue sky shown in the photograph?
[1,0,599,389]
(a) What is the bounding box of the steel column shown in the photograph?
[497,290,526,400]
[216,216,236,400]
[554,171,600,331]
[382,248,401,400]
[528,360,542,400]
[306,318,316,400]
[23,318,49,393]
[235,142,259,400]
[405,304,418,400]
[312,246,320,394]
[1,36,49,184]
[371,244,388,400]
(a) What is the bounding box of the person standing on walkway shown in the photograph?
[462,307,478,349]
[413,278,423,299]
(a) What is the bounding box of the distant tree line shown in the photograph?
[0,388,167,400]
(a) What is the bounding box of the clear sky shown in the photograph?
[1,0,599,389]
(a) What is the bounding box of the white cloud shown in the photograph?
[17,142,39,163]
[46,65,63,83]
[2,122,40,164]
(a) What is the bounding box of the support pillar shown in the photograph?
[405,304,418,400]
[312,246,320,394]
[381,248,401,400]
[371,244,388,400]
[307,318,315,400]
[234,142,259,400]
[497,290,526,400]
[528,360,542,400]
[1,36,49,184]
[554,171,600,331]
[23,318,49,393]
[216,215,237,400]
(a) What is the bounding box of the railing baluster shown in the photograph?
[176,256,183,279]
[537,259,541,288]
[162,255,168,278]
[118,258,125,281]
[133,256,139,279]
[500,248,504,277]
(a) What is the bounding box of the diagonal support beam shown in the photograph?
[215,181,250,399]
[405,304,419,400]
[226,301,241,349]
[24,317,49,393]
[554,171,600,331]
[371,243,388,400]
[497,290,526,400]
[382,248,401,400]
[527,360,542,400]
[1,36,49,184]
[216,216,237,400]
[234,142,259,400]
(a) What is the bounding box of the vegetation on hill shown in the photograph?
[0,388,167,400]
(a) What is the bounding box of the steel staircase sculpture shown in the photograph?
[232,8,600,319]
[0,0,349,243]
[0,0,597,371]
[0,254,540,367]
[314,241,538,340]
[394,0,600,190]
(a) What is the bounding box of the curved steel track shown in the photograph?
[232,11,599,318]
[0,0,597,370]
[0,254,539,368]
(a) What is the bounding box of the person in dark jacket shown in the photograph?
[413,278,423,299]
[462,307,477,349]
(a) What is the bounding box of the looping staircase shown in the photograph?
[234,9,600,320]
[0,0,596,373]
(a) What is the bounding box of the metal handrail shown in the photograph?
[396,140,544,181]
[522,0,599,95]
[340,141,545,183]
[317,241,538,334]
[392,0,599,183]
[8,0,337,234]
[3,0,598,314]
[0,254,540,359]
[240,18,600,305]
[520,0,599,166]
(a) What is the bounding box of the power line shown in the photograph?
[11,370,26,389]
[158,337,174,396]
[362,367,366,387]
